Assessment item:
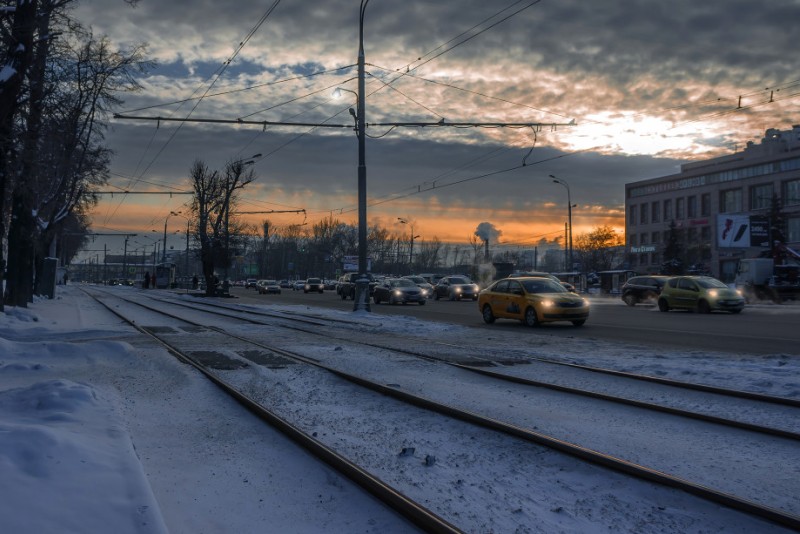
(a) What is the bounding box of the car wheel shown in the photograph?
[341,291,347,300]
[658,298,669,312]
[697,300,711,314]
[572,319,586,326]
[523,307,539,327]
[623,293,637,306]
[482,304,495,324]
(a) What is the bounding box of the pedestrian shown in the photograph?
[192,274,199,290]
[144,272,150,289]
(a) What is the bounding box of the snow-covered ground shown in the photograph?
[0,285,797,533]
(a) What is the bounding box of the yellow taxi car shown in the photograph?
[478,276,590,327]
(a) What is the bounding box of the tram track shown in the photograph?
[131,290,800,440]
[84,287,800,531]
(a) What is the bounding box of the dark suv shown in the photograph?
[338,272,377,300]
[621,275,671,306]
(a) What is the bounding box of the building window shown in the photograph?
[640,203,649,225]
[651,232,660,245]
[701,193,711,216]
[720,188,742,213]
[676,197,685,219]
[651,201,660,223]
[629,204,637,226]
[700,226,712,260]
[663,199,672,221]
[750,183,773,210]
[687,196,697,218]
[785,179,800,206]
[629,234,637,247]
[788,216,800,243]
[640,233,649,245]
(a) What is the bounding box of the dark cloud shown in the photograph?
[74,0,796,248]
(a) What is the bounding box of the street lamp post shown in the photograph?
[398,218,419,272]
[163,211,180,264]
[352,0,371,311]
[550,174,573,270]
[334,2,371,310]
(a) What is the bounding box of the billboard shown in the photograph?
[717,214,770,248]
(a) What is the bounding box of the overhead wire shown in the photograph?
[103,0,283,225]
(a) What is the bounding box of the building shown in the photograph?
[625,125,800,281]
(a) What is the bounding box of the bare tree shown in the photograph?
[574,225,624,273]
[190,159,255,295]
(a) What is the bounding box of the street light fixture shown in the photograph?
[397,218,419,270]
[163,211,181,263]
[550,174,573,270]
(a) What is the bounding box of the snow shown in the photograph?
[0,285,797,533]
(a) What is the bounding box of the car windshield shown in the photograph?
[307,278,321,283]
[449,277,470,284]
[393,279,415,287]
[696,278,727,289]
[521,279,569,294]
[405,276,425,283]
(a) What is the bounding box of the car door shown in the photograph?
[489,280,511,318]
[505,280,526,319]
[676,278,699,308]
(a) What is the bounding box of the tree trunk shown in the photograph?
[0,0,40,310]
[5,192,36,307]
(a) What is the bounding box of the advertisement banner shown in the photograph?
[717,214,750,248]
[748,215,770,247]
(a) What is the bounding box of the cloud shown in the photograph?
[74,0,798,253]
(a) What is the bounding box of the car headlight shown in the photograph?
[582,298,590,306]
[542,299,554,308]
[393,290,402,296]
[454,287,462,293]
[708,289,718,298]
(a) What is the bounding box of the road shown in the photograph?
[227,287,800,355]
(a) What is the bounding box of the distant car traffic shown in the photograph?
[621,275,671,306]
[373,278,426,305]
[337,272,377,300]
[478,276,590,326]
[292,280,306,291]
[402,275,433,298]
[657,276,744,314]
[245,279,258,289]
[257,280,281,294]
[432,276,480,301]
[304,278,324,293]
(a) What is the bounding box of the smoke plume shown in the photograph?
[474,222,502,243]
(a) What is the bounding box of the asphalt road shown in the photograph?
[228,287,800,355]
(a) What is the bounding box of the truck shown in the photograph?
[735,244,800,302]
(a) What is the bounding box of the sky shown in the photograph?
[72,0,800,258]
[0,286,798,533]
